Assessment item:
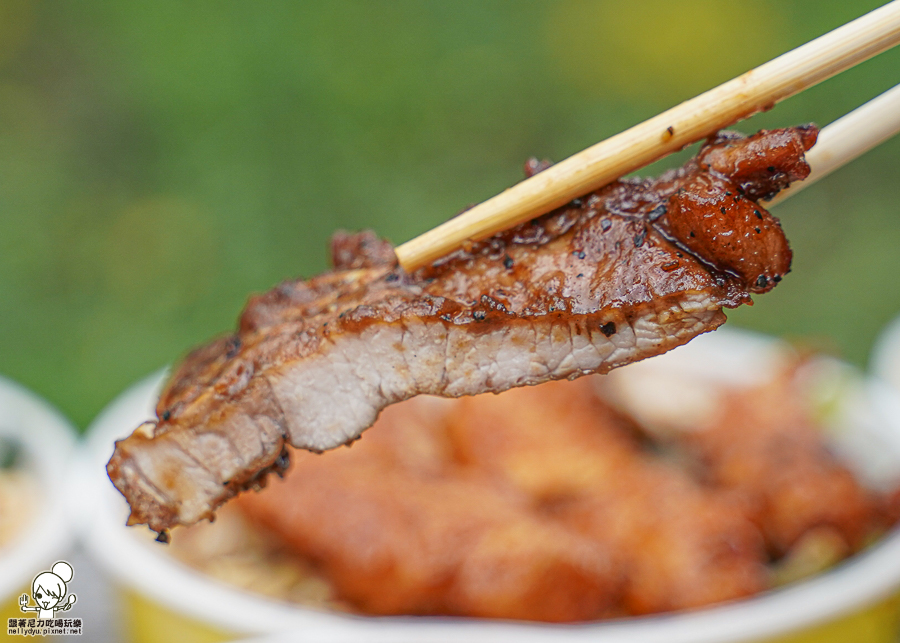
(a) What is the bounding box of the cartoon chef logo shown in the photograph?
[8,559,82,636]
[19,561,77,619]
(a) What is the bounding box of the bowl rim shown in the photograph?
[78,328,900,642]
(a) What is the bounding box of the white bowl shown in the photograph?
[80,329,900,643]
[0,375,78,612]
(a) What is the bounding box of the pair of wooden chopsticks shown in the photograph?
[395,1,900,273]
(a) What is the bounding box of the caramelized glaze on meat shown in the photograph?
[107,126,816,533]
[237,365,899,622]
[683,367,885,555]
[445,378,768,614]
[237,398,622,622]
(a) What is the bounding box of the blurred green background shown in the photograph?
[0,0,898,430]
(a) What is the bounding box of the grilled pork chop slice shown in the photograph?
[108,126,816,534]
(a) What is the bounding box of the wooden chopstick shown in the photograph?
[395,1,900,272]
[766,83,900,207]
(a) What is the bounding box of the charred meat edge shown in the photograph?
[107,126,816,534]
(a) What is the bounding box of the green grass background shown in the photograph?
[0,0,898,430]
